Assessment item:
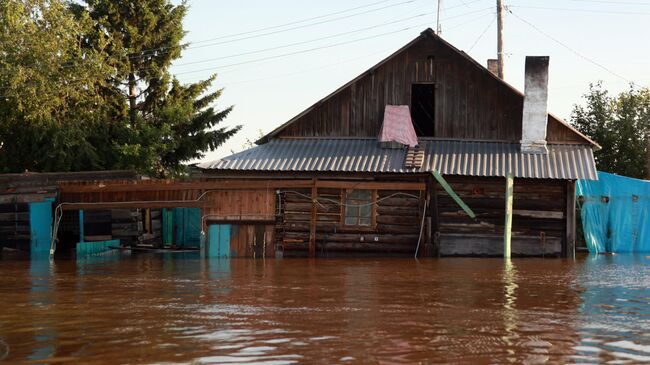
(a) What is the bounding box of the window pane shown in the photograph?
[345,206,359,218]
[359,218,371,226]
[345,217,358,225]
[360,205,372,218]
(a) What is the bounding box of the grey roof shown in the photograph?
[199,138,597,180]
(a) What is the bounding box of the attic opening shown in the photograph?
[410,83,435,137]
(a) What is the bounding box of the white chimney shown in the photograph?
[521,56,549,154]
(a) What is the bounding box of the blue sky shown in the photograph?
[169,0,650,162]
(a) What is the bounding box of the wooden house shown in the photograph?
[196,29,598,258]
[0,171,140,257]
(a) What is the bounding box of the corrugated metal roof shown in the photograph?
[199,138,598,180]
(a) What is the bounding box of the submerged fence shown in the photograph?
[577,172,650,253]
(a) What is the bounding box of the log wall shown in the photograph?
[436,176,567,256]
[278,187,423,256]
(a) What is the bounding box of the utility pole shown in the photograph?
[497,0,505,79]
[436,0,442,35]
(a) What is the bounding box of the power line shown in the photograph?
[172,12,431,69]
[173,23,436,76]
[129,0,418,59]
[468,14,497,52]
[508,5,650,15]
[508,8,641,87]
[568,0,650,5]
[190,0,399,43]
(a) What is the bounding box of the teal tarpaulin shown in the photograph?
[577,171,650,253]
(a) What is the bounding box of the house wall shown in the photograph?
[278,187,424,256]
[271,177,571,257]
[275,34,582,143]
[436,176,568,256]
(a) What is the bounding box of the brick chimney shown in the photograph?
[521,56,550,154]
[487,59,499,76]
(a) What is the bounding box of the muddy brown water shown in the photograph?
[0,253,649,364]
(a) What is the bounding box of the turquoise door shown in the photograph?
[29,199,54,257]
[208,224,231,258]
[173,208,201,248]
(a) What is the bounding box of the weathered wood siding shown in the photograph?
[278,188,423,256]
[228,224,274,258]
[436,176,567,256]
[276,34,581,143]
[202,190,275,223]
[0,202,30,251]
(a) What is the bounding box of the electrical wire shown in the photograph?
[414,199,428,258]
[468,14,497,52]
[508,8,641,88]
[282,190,421,207]
[172,12,431,69]
[127,0,418,60]
[508,5,650,15]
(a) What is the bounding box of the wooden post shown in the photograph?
[497,0,505,79]
[504,174,514,258]
[309,178,317,258]
[79,209,85,243]
[566,180,576,258]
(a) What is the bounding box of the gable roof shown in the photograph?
[256,28,599,149]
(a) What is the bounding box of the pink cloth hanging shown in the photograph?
[378,105,419,147]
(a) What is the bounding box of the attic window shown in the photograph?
[411,83,435,137]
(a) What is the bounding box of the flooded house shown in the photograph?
[195,28,599,258]
[0,171,140,257]
[40,29,598,259]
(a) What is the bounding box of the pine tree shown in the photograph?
[79,0,240,177]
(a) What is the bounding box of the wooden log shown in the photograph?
[309,180,317,257]
[566,180,576,258]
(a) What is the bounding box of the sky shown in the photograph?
[169,0,650,162]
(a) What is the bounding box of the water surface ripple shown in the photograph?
[0,253,648,364]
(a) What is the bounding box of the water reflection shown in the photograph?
[0,255,648,363]
[574,254,650,363]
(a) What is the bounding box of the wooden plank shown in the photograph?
[566,180,576,258]
[315,181,425,191]
[504,173,514,258]
[309,179,317,258]
[61,201,202,210]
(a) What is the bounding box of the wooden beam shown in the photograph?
[309,178,317,258]
[504,173,514,259]
[58,179,425,194]
[58,180,314,193]
[431,172,476,219]
[566,180,576,258]
[61,201,202,211]
[315,181,425,191]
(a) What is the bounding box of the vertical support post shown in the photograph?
[79,209,85,243]
[566,180,576,258]
[144,208,151,234]
[504,173,514,258]
[497,0,505,80]
[309,178,317,258]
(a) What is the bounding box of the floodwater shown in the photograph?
[0,254,649,364]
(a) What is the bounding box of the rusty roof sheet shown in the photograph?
[199,138,597,180]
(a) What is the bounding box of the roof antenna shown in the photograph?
[436,0,442,35]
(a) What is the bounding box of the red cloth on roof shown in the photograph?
[378,105,419,147]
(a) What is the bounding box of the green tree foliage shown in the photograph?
[571,82,650,179]
[0,0,112,172]
[0,0,239,177]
